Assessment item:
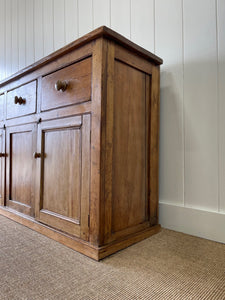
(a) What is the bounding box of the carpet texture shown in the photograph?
[0,215,224,300]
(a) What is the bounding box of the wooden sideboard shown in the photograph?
[0,26,163,260]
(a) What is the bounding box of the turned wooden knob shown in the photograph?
[55,80,68,92]
[33,152,41,159]
[0,153,6,157]
[14,96,26,105]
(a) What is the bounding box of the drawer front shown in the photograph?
[41,57,92,111]
[6,81,36,119]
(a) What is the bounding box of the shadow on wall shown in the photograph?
[159,61,220,212]
[159,69,184,205]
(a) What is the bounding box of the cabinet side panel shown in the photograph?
[111,60,147,233]
[150,65,160,225]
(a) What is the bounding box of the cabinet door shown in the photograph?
[6,124,37,216]
[35,115,90,240]
[0,129,5,206]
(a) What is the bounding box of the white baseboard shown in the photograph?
[159,202,225,243]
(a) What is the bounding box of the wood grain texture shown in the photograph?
[103,40,114,243]
[98,225,161,260]
[115,44,153,74]
[36,115,90,240]
[0,206,99,261]
[0,29,161,259]
[150,65,160,225]
[42,128,81,220]
[6,81,37,119]
[80,114,91,241]
[0,26,162,87]
[112,60,147,232]
[0,0,224,244]
[6,123,37,216]
[0,205,161,261]
[89,38,105,246]
[41,57,92,111]
[103,42,157,244]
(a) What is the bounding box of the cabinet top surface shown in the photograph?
[0,26,163,87]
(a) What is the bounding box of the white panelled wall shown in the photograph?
[0,0,224,243]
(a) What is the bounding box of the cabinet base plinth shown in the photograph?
[0,206,161,261]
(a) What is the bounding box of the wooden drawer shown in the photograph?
[41,57,92,111]
[6,81,36,119]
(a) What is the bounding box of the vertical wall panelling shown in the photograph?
[5,0,12,77]
[18,0,26,70]
[26,0,34,66]
[43,0,54,56]
[78,0,93,37]
[12,0,18,74]
[65,0,78,44]
[218,0,225,213]
[131,0,154,53]
[0,0,5,80]
[111,0,131,38]
[34,0,43,61]
[93,0,110,28]
[155,0,184,206]
[53,0,65,51]
[183,0,218,211]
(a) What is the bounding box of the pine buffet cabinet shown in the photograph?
[0,27,163,260]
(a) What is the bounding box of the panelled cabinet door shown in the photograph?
[35,115,90,241]
[6,124,37,216]
[0,129,5,206]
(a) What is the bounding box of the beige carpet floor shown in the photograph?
[0,215,224,300]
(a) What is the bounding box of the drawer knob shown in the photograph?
[55,80,68,92]
[33,152,41,159]
[14,96,26,105]
[0,153,6,157]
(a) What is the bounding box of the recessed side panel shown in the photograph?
[111,60,149,234]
